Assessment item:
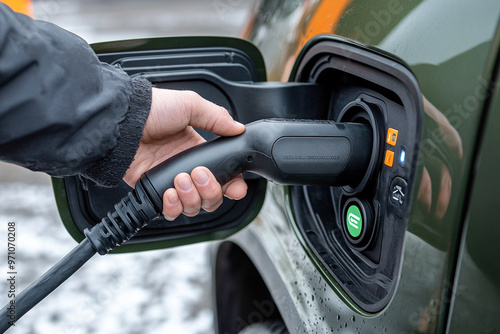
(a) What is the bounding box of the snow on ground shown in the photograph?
[0,181,213,334]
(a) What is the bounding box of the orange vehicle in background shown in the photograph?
[2,0,33,17]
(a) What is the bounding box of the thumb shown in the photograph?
[187,92,245,136]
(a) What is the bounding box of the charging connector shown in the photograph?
[140,119,373,211]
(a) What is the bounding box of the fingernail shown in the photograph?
[234,121,245,128]
[193,169,209,186]
[164,214,175,221]
[177,175,192,192]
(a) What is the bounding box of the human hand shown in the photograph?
[417,96,463,219]
[124,88,248,220]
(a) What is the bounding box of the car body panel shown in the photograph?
[447,61,500,333]
[224,0,500,332]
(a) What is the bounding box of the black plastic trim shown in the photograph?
[57,40,269,252]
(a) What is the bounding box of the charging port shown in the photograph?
[334,98,383,251]
[337,99,382,194]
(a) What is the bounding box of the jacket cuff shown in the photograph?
[82,77,152,187]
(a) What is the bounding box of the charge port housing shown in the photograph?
[288,36,423,313]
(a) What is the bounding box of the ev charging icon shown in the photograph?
[349,213,360,228]
[346,205,363,238]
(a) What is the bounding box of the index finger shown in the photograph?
[186,92,245,137]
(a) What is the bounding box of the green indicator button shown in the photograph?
[346,205,363,238]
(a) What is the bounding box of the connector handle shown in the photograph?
[139,119,373,212]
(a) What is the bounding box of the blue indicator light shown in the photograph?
[400,149,406,164]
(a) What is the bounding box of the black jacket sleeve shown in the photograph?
[0,3,152,187]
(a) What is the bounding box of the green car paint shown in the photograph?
[238,0,500,332]
[448,59,500,333]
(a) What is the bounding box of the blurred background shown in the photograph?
[0,0,257,333]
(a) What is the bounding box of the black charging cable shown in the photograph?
[0,119,375,331]
[0,181,158,332]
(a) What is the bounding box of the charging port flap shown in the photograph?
[52,36,332,252]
